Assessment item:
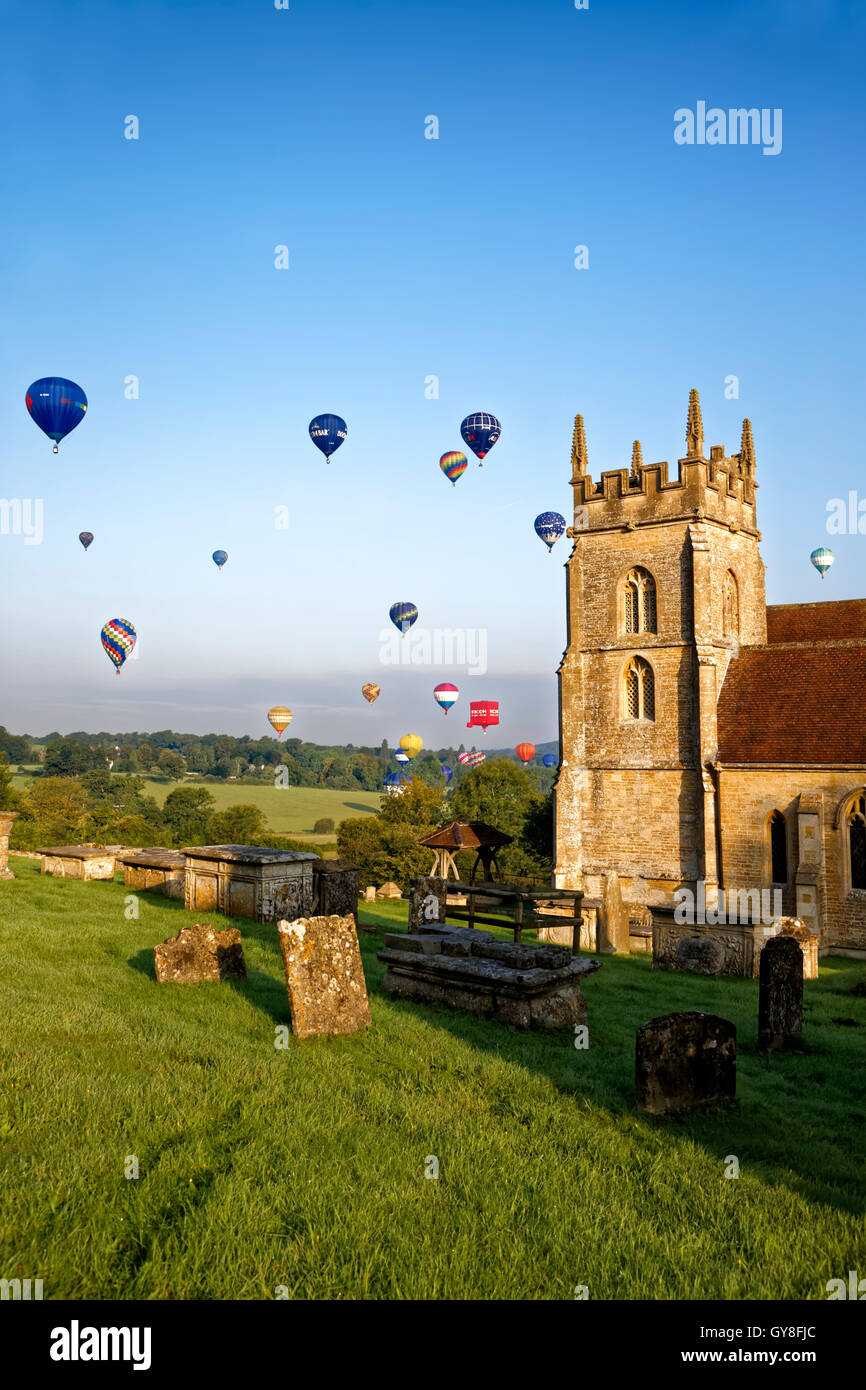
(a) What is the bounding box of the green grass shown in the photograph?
[2,855,865,1300]
[10,775,380,843]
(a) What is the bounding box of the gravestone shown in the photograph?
[312,859,360,924]
[675,935,726,975]
[635,1012,736,1115]
[597,871,629,954]
[154,923,246,983]
[409,877,447,931]
[758,935,803,1052]
[0,812,18,880]
[277,914,372,1039]
[775,917,819,981]
[363,886,377,902]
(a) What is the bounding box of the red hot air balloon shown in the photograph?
[466,700,499,733]
[515,743,536,764]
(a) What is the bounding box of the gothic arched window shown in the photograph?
[723,571,739,640]
[769,810,788,884]
[848,794,866,891]
[623,568,657,635]
[623,656,655,721]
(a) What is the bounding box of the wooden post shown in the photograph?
[513,894,524,944]
[572,891,584,956]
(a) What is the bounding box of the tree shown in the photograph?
[450,760,542,840]
[158,750,187,781]
[162,785,215,846]
[43,738,103,777]
[378,777,444,827]
[0,754,20,811]
[210,804,267,843]
[313,818,335,834]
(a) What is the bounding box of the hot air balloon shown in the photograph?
[433,682,459,715]
[26,377,88,452]
[361,682,380,704]
[101,618,136,674]
[440,764,453,785]
[466,700,499,733]
[78,532,93,551]
[515,743,536,764]
[212,550,228,570]
[542,753,558,768]
[460,412,501,464]
[458,749,486,767]
[309,414,347,462]
[394,750,410,766]
[810,547,835,579]
[399,734,423,760]
[384,771,411,795]
[439,450,468,486]
[268,706,293,737]
[534,512,566,552]
[389,602,418,636]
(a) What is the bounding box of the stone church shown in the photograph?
[554,389,866,957]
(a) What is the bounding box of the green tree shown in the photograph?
[450,760,542,840]
[210,804,267,843]
[158,750,187,781]
[0,754,21,811]
[313,817,335,834]
[378,778,444,827]
[162,785,215,846]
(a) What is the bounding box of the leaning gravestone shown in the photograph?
[758,935,803,1052]
[409,877,447,932]
[635,1012,736,1115]
[277,914,372,1039]
[154,923,246,983]
[675,935,727,975]
[597,870,630,954]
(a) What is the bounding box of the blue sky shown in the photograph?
[1,0,864,745]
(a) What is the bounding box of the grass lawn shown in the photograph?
[10,774,381,844]
[2,855,865,1300]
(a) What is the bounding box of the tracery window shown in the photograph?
[623,656,655,721]
[623,568,657,635]
[769,810,788,884]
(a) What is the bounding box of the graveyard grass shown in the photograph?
[2,857,865,1301]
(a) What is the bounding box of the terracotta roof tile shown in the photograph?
[766,599,866,644]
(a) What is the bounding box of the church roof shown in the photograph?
[766,599,866,644]
[717,643,866,765]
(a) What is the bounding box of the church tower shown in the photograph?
[554,390,767,908]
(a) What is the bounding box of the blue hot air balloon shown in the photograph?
[389,602,418,636]
[440,764,453,785]
[212,550,228,570]
[542,753,557,768]
[534,511,566,552]
[309,414,348,462]
[394,750,410,766]
[26,377,88,453]
[810,547,835,579]
[460,412,501,464]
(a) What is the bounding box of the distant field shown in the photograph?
[10,772,381,841]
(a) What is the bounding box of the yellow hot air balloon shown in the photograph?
[361,682,381,704]
[268,705,293,738]
[399,734,423,760]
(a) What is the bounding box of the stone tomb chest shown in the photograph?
[183,844,319,922]
[38,846,116,881]
[117,848,187,900]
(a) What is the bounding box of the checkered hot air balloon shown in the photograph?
[460,412,501,464]
[361,682,380,704]
[433,682,459,715]
[101,618,136,674]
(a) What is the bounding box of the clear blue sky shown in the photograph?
[1,0,864,746]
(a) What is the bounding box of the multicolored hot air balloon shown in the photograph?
[457,749,486,767]
[439,450,468,486]
[309,414,347,462]
[212,550,228,570]
[460,412,501,464]
[268,706,293,737]
[101,618,136,674]
[394,750,410,766]
[399,734,423,760]
[534,512,566,552]
[515,743,536,764]
[361,682,380,704]
[810,547,835,579]
[26,377,88,452]
[78,532,93,551]
[389,602,418,636]
[441,764,453,785]
[542,753,558,768]
[466,700,499,733]
[384,770,411,795]
[433,682,459,715]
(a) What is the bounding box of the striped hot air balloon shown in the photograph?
[439,450,468,486]
[433,682,459,715]
[459,749,486,767]
[361,682,380,704]
[268,706,293,737]
[101,618,136,674]
[810,547,835,579]
[394,751,410,766]
[515,743,536,764]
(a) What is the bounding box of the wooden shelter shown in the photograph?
[417,821,512,883]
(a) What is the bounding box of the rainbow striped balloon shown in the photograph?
[101,618,136,674]
[439,450,468,486]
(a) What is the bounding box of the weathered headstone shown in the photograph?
[363,886,377,902]
[675,935,726,975]
[597,870,629,954]
[312,859,360,923]
[409,876,447,931]
[154,923,246,983]
[277,914,372,1038]
[635,1012,736,1115]
[376,881,402,900]
[758,935,803,1052]
[776,917,819,981]
[0,812,19,880]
